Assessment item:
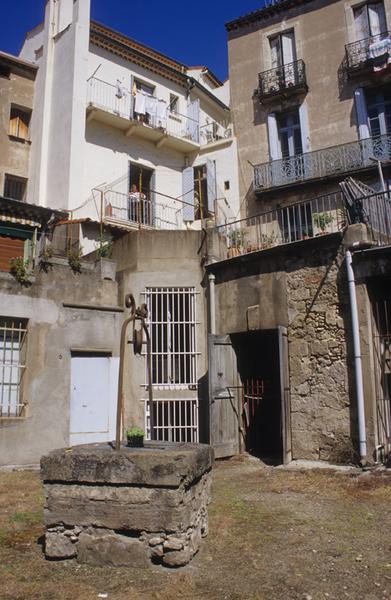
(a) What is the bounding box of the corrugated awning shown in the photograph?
[0,213,41,228]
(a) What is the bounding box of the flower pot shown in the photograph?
[127,435,144,448]
[98,257,117,281]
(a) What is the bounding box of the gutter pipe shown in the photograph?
[345,250,367,463]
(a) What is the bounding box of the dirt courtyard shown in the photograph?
[0,456,390,600]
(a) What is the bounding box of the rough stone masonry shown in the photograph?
[41,442,214,568]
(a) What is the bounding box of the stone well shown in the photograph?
[40,442,214,568]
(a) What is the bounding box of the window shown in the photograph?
[194,164,209,220]
[0,65,10,79]
[354,1,387,40]
[269,30,297,68]
[169,94,179,114]
[3,175,27,201]
[0,318,27,418]
[224,180,230,191]
[9,106,31,140]
[366,88,391,137]
[278,110,303,158]
[145,287,198,387]
[134,79,155,96]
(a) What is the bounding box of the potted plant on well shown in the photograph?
[126,427,145,448]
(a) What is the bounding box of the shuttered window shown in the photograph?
[9,106,31,141]
[3,175,27,201]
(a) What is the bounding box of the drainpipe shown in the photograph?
[345,250,367,464]
[208,273,216,335]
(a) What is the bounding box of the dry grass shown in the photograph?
[0,460,391,600]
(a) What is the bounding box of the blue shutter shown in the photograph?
[267,113,281,160]
[187,98,200,143]
[182,166,195,221]
[207,159,217,214]
[354,88,370,140]
[299,102,310,153]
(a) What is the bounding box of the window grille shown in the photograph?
[145,287,198,387]
[3,174,27,201]
[0,318,27,417]
[145,397,199,442]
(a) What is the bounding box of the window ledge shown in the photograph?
[8,135,32,145]
[0,416,28,424]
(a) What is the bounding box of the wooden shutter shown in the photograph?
[282,31,296,64]
[187,98,200,143]
[368,2,387,36]
[354,87,370,139]
[206,159,216,214]
[299,102,310,153]
[354,5,370,40]
[267,113,282,160]
[0,237,24,271]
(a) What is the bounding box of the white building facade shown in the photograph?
[20,0,239,249]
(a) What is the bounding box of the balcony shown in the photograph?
[216,192,346,259]
[345,32,391,77]
[199,122,233,148]
[103,189,184,230]
[254,134,391,192]
[257,60,308,102]
[86,77,200,153]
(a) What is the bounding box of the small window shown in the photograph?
[0,65,10,79]
[9,106,31,141]
[224,180,230,191]
[0,317,28,418]
[3,175,27,201]
[134,79,155,96]
[169,94,179,114]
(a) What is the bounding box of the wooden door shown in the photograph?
[0,237,24,271]
[208,334,241,458]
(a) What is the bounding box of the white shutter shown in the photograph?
[282,31,296,64]
[368,2,387,36]
[299,102,310,153]
[182,166,195,221]
[354,88,370,139]
[267,113,282,160]
[206,159,217,214]
[354,5,370,40]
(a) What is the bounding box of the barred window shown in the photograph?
[145,287,198,387]
[0,318,27,417]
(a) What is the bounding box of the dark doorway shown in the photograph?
[231,329,284,464]
[128,163,154,225]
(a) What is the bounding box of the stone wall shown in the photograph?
[41,443,214,568]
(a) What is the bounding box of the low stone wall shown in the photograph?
[41,442,214,568]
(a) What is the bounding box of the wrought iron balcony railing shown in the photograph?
[103,189,183,230]
[345,31,391,74]
[258,59,307,100]
[347,191,391,245]
[254,134,391,191]
[216,192,346,258]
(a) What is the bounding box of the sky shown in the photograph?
[0,0,266,81]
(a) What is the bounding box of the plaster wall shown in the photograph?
[0,69,34,193]
[0,262,121,467]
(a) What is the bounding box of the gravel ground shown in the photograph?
[0,455,390,600]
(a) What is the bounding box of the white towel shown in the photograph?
[134,90,146,115]
[116,80,127,99]
[156,99,167,127]
[145,95,157,117]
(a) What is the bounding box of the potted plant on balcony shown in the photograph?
[68,246,83,273]
[313,212,334,235]
[126,427,145,448]
[96,233,116,281]
[227,229,244,257]
[9,257,31,286]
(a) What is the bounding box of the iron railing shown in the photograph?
[258,59,307,99]
[345,31,391,73]
[254,134,391,191]
[347,191,391,245]
[217,192,346,257]
[87,77,200,143]
[103,190,183,230]
[199,121,232,145]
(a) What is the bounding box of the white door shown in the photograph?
[70,355,119,446]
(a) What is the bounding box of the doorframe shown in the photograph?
[278,326,292,465]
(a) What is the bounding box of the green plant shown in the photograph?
[228,228,244,248]
[67,246,83,273]
[126,426,144,448]
[126,427,144,438]
[313,211,334,232]
[97,233,113,258]
[9,257,31,285]
[38,245,54,273]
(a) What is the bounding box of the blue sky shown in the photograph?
[0,0,265,81]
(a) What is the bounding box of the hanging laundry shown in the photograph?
[368,37,391,71]
[156,99,167,127]
[134,90,146,115]
[145,95,158,117]
[116,79,128,99]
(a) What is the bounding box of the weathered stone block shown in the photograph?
[78,530,149,568]
[45,531,77,559]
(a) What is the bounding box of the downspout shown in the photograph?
[345,250,367,464]
[208,273,216,335]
